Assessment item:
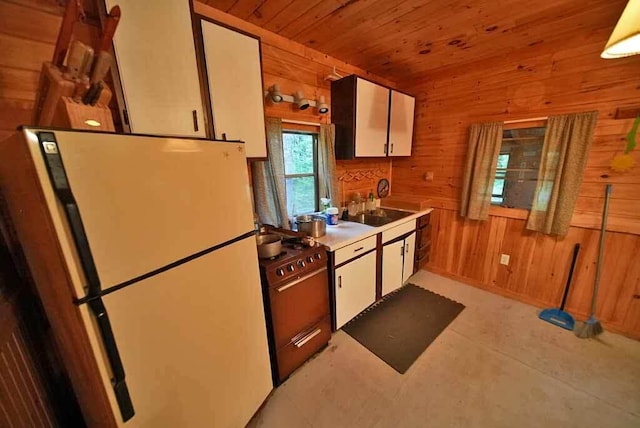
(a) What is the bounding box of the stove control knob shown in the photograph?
[314,253,322,260]
[287,264,295,272]
[276,268,285,276]
[297,260,306,268]
[306,256,314,263]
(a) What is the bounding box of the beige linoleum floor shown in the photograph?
[249,271,640,428]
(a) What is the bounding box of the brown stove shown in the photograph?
[259,237,327,288]
[258,235,330,385]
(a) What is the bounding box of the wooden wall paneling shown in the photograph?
[424,208,640,339]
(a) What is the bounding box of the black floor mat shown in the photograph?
[342,284,465,374]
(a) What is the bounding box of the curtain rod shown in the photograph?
[504,116,548,124]
[282,119,322,127]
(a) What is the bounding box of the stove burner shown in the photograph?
[282,237,308,250]
[264,251,287,261]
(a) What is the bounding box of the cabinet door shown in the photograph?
[201,20,267,158]
[335,252,377,329]
[382,240,404,297]
[355,78,389,157]
[402,232,416,283]
[107,0,205,137]
[388,90,415,157]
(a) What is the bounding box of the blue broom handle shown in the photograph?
[592,184,611,316]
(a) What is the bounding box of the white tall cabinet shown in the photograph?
[106,0,206,137]
[200,20,267,158]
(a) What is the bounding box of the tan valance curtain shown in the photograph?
[526,111,598,236]
[251,118,290,229]
[460,122,503,220]
[317,124,339,207]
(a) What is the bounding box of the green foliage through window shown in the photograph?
[283,132,318,216]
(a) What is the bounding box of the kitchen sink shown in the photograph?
[348,208,413,227]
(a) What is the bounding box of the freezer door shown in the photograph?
[25,129,255,298]
[87,236,272,427]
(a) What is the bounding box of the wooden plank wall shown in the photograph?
[0,0,63,140]
[393,35,640,338]
[194,2,394,207]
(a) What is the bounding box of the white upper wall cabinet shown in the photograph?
[355,78,390,157]
[331,75,414,159]
[200,21,267,158]
[106,0,206,137]
[388,90,415,157]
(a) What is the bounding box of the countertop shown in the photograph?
[316,207,433,251]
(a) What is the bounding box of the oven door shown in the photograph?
[268,267,329,350]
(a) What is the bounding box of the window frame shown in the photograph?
[282,130,320,216]
[490,122,547,213]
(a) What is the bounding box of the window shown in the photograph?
[491,126,546,210]
[282,131,318,216]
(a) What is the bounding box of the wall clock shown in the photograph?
[377,178,390,198]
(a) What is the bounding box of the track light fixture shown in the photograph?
[317,95,329,114]
[295,91,310,110]
[268,84,283,103]
[264,86,329,114]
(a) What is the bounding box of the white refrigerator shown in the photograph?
[0,128,272,427]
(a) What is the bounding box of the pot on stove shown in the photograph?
[256,234,282,259]
[295,215,326,238]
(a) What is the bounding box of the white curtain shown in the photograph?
[251,118,290,229]
[460,122,503,220]
[526,111,598,235]
[317,124,339,207]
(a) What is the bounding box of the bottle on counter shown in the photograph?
[326,207,339,225]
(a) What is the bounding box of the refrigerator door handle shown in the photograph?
[88,298,135,421]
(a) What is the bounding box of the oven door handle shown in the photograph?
[276,267,327,293]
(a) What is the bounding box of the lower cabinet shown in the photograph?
[382,232,416,297]
[334,251,377,329]
[382,240,404,296]
[414,213,431,273]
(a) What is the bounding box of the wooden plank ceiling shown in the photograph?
[198,0,628,81]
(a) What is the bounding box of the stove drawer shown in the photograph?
[269,267,329,350]
[276,316,331,382]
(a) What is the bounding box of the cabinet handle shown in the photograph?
[384,143,387,154]
[405,243,409,254]
[391,143,394,153]
[192,110,199,132]
[338,275,342,288]
[222,133,227,141]
[353,247,364,253]
[400,245,404,256]
[294,328,322,348]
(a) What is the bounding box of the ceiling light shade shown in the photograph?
[269,84,283,103]
[295,91,310,110]
[317,95,329,114]
[601,0,640,58]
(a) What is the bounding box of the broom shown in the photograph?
[574,184,611,338]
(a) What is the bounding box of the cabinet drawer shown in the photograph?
[276,316,331,381]
[414,242,430,273]
[382,219,416,244]
[334,235,377,266]
[418,213,431,228]
[269,268,329,350]
[416,224,431,248]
